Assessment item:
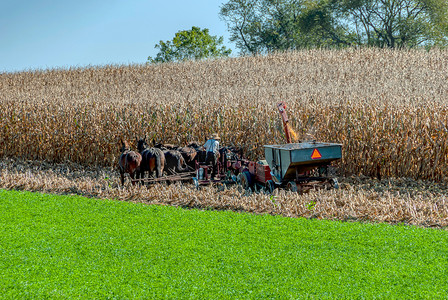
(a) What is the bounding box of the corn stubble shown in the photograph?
[0,158,447,228]
[1,48,448,226]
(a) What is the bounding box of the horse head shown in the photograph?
[187,142,202,151]
[137,137,149,153]
[120,139,130,153]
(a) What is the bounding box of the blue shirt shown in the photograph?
[204,139,219,153]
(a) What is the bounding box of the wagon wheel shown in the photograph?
[265,180,276,194]
[287,181,298,192]
[331,178,339,189]
[237,171,252,191]
[253,183,264,194]
[231,174,238,183]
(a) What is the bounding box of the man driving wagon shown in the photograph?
[203,133,220,180]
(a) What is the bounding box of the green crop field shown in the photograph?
[1,189,447,299]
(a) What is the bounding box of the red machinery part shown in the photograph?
[277,101,291,143]
[255,161,272,183]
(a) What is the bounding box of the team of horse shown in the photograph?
[119,137,244,186]
[118,137,200,186]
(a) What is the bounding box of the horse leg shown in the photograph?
[149,158,157,178]
[130,171,136,185]
[135,168,141,185]
[156,166,163,178]
[156,155,164,178]
[120,170,125,186]
[138,170,144,186]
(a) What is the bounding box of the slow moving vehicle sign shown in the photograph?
[311,148,322,160]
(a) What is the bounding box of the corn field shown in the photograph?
[1,48,448,181]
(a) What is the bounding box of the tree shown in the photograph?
[148,27,232,63]
[219,0,353,54]
[219,0,448,53]
[219,0,307,54]
[334,0,448,48]
[295,1,356,48]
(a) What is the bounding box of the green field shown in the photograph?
[0,189,447,299]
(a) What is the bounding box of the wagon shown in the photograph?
[262,141,342,192]
[132,101,342,194]
[230,102,342,193]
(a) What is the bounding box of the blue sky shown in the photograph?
[0,0,234,72]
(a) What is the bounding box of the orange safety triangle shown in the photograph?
[311,148,322,159]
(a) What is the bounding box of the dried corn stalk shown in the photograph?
[1,48,448,181]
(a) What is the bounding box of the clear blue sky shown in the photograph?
[0,0,235,73]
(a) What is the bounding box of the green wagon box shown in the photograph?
[264,142,342,183]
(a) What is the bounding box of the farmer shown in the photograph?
[203,133,220,179]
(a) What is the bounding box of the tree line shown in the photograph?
[149,0,448,63]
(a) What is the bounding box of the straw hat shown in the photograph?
[210,133,220,140]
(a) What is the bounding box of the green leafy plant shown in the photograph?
[307,201,316,210]
[1,189,447,298]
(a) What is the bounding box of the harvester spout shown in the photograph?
[277,101,291,143]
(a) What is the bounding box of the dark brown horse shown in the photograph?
[153,143,189,175]
[153,139,179,151]
[187,142,206,163]
[178,146,197,169]
[118,140,142,186]
[137,137,165,179]
[153,143,178,150]
[162,149,189,175]
[187,141,202,150]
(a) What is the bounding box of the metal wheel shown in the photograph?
[287,181,298,192]
[237,171,252,191]
[231,174,238,183]
[253,183,264,194]
[265,180,275,194]
[331,178,339,189]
